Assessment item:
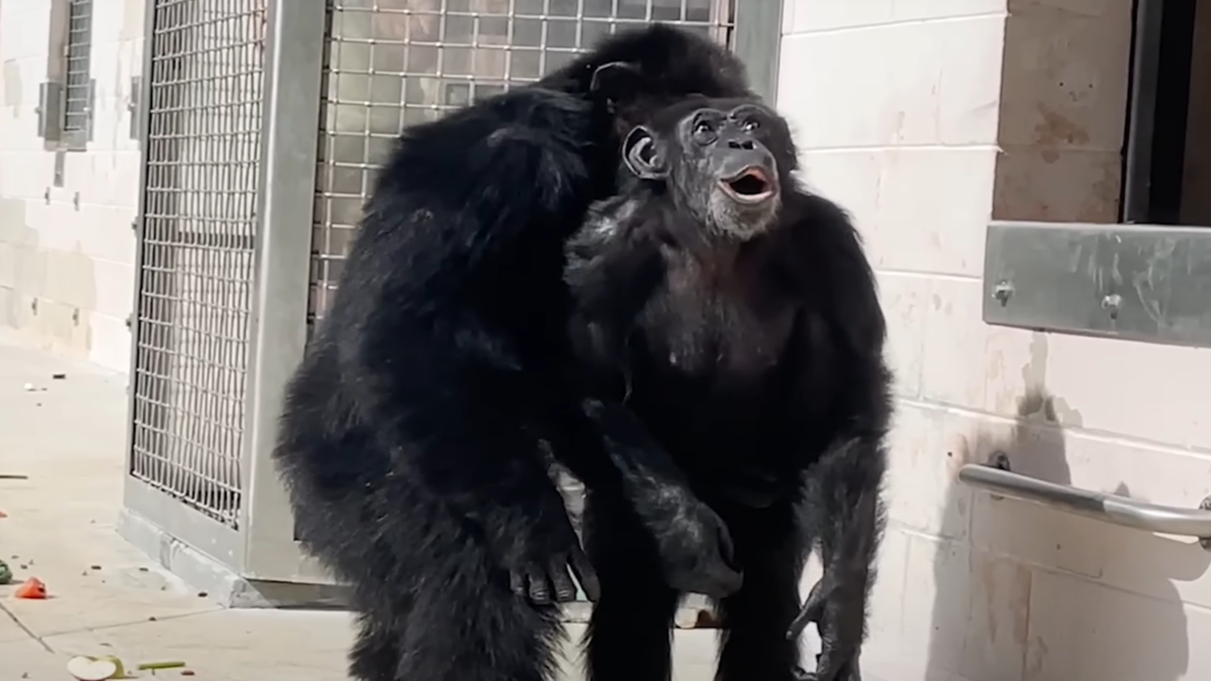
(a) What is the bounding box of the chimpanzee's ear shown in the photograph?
[623,126,667,180]
[590,61,644,109]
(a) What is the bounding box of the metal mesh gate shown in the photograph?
[129,0,268,529]
[309,0,734,327]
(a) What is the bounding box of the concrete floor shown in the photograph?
[0,332,728,680]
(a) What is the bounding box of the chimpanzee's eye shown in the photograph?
[692,118,718,145]
[742,118,760,132]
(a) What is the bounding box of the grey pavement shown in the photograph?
[0,331,727,680]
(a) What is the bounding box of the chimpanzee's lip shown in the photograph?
[720,166,777,204]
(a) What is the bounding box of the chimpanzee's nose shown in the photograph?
[728,139,755,150]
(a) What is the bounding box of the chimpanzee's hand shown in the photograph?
[792,655,860,681]
[649,492,743,599]
[496,503,600,606]
[788,574,864,681]
[577,399,744,599]
[813,603,863,681]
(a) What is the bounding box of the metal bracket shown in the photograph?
[35,81,64,142]
[984,450,1012,500]
[984,221,1211,348]
[1201,498,1211,550]
[52,150,66,188]
[960,458,1211,550]
[989,450,1012,471]
[127,75,142,141]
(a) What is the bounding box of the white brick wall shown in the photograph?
[0,0,143,371]
[777,1,1211,680]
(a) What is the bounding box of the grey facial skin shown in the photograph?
[623,102,786,239]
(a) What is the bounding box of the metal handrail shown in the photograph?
[958,462,1211,548]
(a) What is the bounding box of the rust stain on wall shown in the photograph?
[1033,104,1090,148]
[1011,564,1031,647]
[1075,155,1123,223]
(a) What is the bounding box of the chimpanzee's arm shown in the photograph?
[562,202,743,598]
[780,192,891,681]
[789,435,887,681]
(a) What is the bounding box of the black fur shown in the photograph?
[271,25,752,681]
[564,97,891,681]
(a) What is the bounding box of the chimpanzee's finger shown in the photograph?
[814,639,857,681]
[549,558,579,602]
[568,543,601,602]
[814,650,842,681]
[787,577,831,639]
[526,566,552,605]
[802,576,830,616]
[787,591,824,640]
[787,605,814,640]
[510,571,527,598]
[814,659,855,681]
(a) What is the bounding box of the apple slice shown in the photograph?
[66,655,122,681]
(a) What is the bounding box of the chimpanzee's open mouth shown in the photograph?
[721,167,776,204]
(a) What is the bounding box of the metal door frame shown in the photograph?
[240,0,329,583]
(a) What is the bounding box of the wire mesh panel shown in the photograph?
[309,0,735,327]
[64,0,94,133]
[129,0,268,528]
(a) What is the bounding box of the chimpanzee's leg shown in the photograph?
[714,504,810,681]
[582,489,681,681]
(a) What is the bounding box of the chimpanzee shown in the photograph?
[563,96,891,681]
[271,25,755,681]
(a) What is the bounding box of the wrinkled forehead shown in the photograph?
[655,97,766,127]
[683,102,767,125]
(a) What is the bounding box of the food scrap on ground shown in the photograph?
[0,558,11,585]
[67,655,126,681]
[14,576,46,599]
[138,661,187,672]
[65,656,190,680]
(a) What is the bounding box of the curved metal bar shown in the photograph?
[958,464,1211,542]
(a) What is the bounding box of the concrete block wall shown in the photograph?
[778,1,1211,680]
[0,0,143,371]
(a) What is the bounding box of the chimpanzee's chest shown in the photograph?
[635,248,796,382]
[623,248,802,485]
